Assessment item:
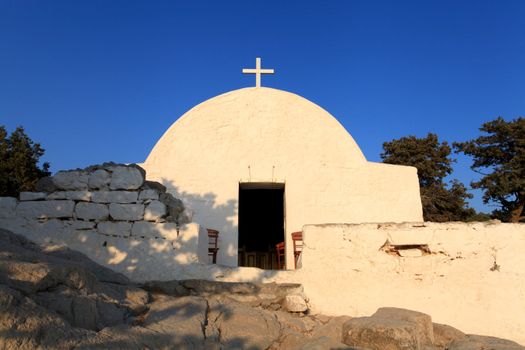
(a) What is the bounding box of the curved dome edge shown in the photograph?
[145,87,367,164]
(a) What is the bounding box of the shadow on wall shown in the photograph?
[0,180,288,285]
[159,178,238,267]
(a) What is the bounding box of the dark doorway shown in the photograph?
[238,183,285,269]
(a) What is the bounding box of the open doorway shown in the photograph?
[238,183,285,269]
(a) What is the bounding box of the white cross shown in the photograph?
[242,57,274,87]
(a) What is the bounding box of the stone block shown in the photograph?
[109,166,144,190]
[0,197,17,218]
[144,200,166,221]
[433,323,466,348]
[138,189,159,201]
[35,176,58,192]
[372,307,434,346]
[19,192,47,201]
[46,192,67,200]
[75,202,109,221]
[131,221,178,240]
[53,171,89,190]
[283,294,308,313]
[343,317,421,350]
[88,169,111,189]
[64,191,91,201]
[159,193,185,218]
[109,203,144,221]
[48,191,91,201]
[142,180,167,193]
[91,191,138,204]
[98,221,132,236]
[17,200,75,219]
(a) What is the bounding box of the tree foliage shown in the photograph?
[381,133,475,222]
[454,117,525,222]
[0,126,50,197]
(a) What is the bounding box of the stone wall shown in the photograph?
[295,221,525,345]
[0,163,205,281]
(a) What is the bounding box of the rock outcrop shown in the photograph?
[0,228,523,350]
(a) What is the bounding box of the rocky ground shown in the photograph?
[0,228,523,350]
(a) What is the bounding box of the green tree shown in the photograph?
[381,133,475,222]
[0,126,50,197]
[454,117,525,222]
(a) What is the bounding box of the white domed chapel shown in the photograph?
[142,60,422,268]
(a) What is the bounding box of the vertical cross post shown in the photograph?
[242,57,274,87]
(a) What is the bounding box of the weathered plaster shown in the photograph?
[295,222,525,345]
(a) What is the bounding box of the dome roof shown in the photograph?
[145,87,366,169]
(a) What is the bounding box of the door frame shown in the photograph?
[237,181,286,269]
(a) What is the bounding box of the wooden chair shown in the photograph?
[207,229,219,264]
[275,242,285,270]
[291,231,303,269]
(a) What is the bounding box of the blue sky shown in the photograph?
[1,0,524,212]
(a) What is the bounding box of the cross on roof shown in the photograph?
[242,57,274,88]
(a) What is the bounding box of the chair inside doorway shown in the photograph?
[238,182,285,270]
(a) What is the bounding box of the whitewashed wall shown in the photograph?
[295,222,525,345]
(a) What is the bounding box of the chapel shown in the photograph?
[141,59,423,269]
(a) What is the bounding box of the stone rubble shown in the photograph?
[0,163,190,243]
[283,294,309,313]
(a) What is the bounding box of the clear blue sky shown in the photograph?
[1,0,524,212]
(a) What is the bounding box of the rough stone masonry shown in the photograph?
[0,163,202,281]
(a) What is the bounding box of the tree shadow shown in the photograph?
[161,179,239,267]
[4,176,294,283]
